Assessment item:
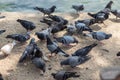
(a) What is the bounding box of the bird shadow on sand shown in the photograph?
[61,45,76,50]
[0,55,7,60]
[70,13,80,19]
[109,18,120,23]
[90,25,102,31]
[36,40,46,46]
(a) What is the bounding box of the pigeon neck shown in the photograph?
[46,36,53,44]
[51,73,56,78]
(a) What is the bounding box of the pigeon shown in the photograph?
[66,24,76,35]
[31,45,43,59]
[34,5,56,16]
[40,18,54,26]
[54,35,78,46]
[51,23,67,35]
[46,35,69,57]
[111,10,120,20]
[99,1,113,14]
[72,5,84,13]
[105,1,113,10]
[0,41,16,56]
[75,19,98,26]
[48,15,68,25]
[17,19,36,31]
[72,43,97,57]
[60,56,90,68]
[32,58,46,73]
[116,52,120,57]
[51,71,80,80]
[19,38,36,63]
[0,30,6,34]
[0,73,3,80]
[88,12,109,23]
[35,28,51,41]
[75,22,93,34]
[84,31,112,41]
[6,32,30,43]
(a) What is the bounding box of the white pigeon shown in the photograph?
[0,41,16,56]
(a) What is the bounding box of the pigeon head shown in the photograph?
[80,5,84,10]
[51,73,56,78]
[60,60,67,66]
[0,30,6,34]
[117,52,120,56]
[64,26,67,29]
[29,38,35,44]
[17,19,21,22]
[79,56,91,64]
[110,1,113,4]
[36,33,45,40]
[35,32,39,35]
[75,21,78,25]
[63,20,68,25]
[0,73,2,77]
[51,5,56,9]
[105,34,112,39]
[50,5,56,12]
[42,66,46,73]
[33,7,39,10]
[111,10,117,15]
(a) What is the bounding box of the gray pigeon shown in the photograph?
[111,10,120,20]
[100,1,113,14]
[75,19,98,26]
[60,56,90,68]
[40,18,54,26]
[116,52,120,57]
[84,31,112,41]
[72,5,84,13]
[66,24,76,35]
[51,23,67,35]
[46,35,69,57]
[17,19,36,31]
[0,30,6,35]
[105,1,113,10]
[54,35,78,46]
[35,28,51,41]
[32,58,46,73]
[6,32,30,43]
[75,22,93,34]
[72,43,97,57]
[48,15,68,25]
[88,12,109,23]
[34,5,56,16]
[51,71,80,80]
[19,38,36,63]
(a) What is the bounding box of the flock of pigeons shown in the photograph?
[0,1,120,80]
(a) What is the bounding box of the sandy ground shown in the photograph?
[0,12,120,80]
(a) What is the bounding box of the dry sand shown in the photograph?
[0,12,120,80]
